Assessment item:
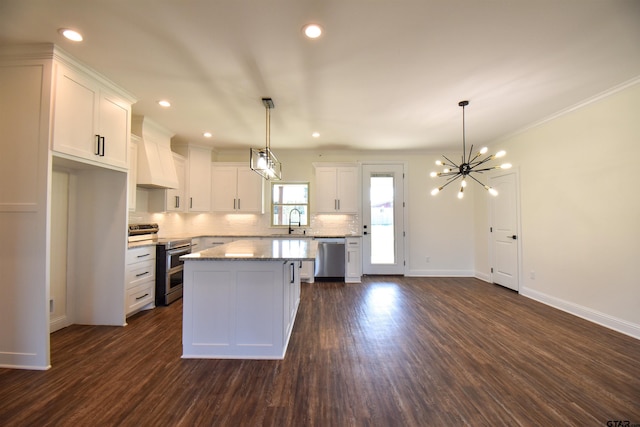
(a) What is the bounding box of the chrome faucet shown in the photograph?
[288,208,302,234]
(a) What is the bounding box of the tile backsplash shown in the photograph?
[129,190,359,237]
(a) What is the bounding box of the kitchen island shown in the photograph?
[181,239,318,359]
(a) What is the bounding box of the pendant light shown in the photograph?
[250,97,282,180]
[430,100,511,198]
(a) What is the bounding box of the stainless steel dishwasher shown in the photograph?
[314,238,345,280]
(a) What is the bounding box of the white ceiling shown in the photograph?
[1,0,639,152]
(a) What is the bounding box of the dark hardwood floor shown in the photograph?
[1,277,639,426]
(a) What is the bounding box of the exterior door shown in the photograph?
[490,171,520,291]
[362,164,405,275]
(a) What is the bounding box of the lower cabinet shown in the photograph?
[345,237,362,283]
[182,259,301,359]
[126,245,156,316]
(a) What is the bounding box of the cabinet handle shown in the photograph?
[348,252,351,263]
[135,293,149,301]
[190,197,193,209]
[338,199,340,210]
[233,199,236,210]
[175,196,180,208]
[237,199,241,210]
[290,263,295,284]
[100,136,105,156]
[95,134,101,155]
[334,199,338,210]
[136,253,150,258]
[136,271,149,277]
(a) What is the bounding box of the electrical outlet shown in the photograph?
[49,299,54,313]
[530,271,536,280]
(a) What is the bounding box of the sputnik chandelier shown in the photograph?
[430,100,511,199]
[250,97,282,180]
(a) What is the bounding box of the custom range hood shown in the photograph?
[132,116,179,189]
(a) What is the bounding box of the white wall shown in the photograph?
[475,79,640,338]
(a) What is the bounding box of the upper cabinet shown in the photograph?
[313,163,360,214]
[173,144,212,212]
[211,163,263,213]
[52,61,133,170]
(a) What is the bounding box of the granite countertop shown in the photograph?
[182,239,318,261]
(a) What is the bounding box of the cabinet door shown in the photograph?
[52,64,99,160]
[97,92,129,169]
[315,167,338,212]
[186,146,211,212]
[236,167,263,212]
[211,166,238,212]
[336,167,359,213]
[345,237,362,283]
[166,154,186,212]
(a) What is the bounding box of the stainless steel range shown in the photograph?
[128,224,192,306]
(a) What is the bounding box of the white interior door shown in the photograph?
[362,164,405,275]
[490,171,519,291]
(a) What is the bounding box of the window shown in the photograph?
[271,182,309,228]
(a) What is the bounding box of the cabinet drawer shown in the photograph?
[126,259,155,288]
[127,246,156,264]
[126,281,155,315]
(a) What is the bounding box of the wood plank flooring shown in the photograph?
[1,277,639,426]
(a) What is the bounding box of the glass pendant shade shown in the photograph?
[250,147,282,180]
[250,97,282,180]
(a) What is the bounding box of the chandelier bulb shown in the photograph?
[431,187,441,196]
[430,171,438,178]
[443,168,450,173]
[487,187,498,196]
[500,163,512,169]
[461,179,467,187]
[435,160,443,166]
[457,189,464,199]
[480,147,488,154]
[495,150,506,158]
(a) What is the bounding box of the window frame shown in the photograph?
[270,181,310,228]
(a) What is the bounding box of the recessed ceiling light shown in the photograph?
[303,24,323,39]
[312,132,320,138]
[203,132,212,138]
[158,100,171,107]
[59,28,83,42]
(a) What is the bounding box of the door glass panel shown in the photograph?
[370,174,395,264]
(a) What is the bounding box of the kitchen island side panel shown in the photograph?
[182,260,289,359]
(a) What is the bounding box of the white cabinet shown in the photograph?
[128,135,139,211]
[126,245,156,316]
[284,260,301,340]
[174,144,212,212]
[300,260,315,283]
[148,153,186,212]
[345,237,362,283]
[211,163,263,212]
[52,62,131,170]
[313,163,360,213]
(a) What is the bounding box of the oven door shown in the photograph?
[162,245,191,304]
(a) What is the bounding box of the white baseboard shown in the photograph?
[474,271,491,282]
[49,315,71,333]
[520,286,640,340]
[406,269,475,277]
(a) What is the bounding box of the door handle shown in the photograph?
[508,235,517,240]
